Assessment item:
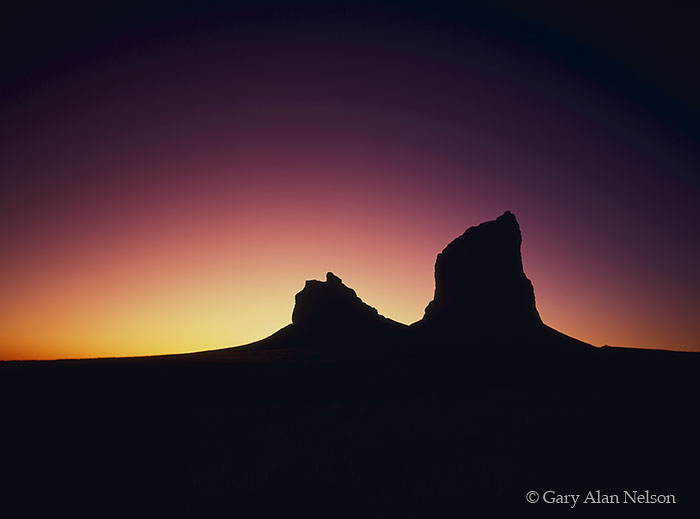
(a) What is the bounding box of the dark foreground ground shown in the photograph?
[2,339,699,516]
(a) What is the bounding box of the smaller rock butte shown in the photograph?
[291,272,384,330]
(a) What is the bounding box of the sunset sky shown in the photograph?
[2,2,699,359]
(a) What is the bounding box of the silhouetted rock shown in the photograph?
[418,211,542,335]
[280,212,584,352]
[291,272,404,338]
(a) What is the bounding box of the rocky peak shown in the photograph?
[291,272,383,330]
[421,211,542,330]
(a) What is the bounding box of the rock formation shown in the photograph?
[419,211,542,333]
[284,212,583,351]
[291,272,403,336]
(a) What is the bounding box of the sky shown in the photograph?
[1,1,699,359]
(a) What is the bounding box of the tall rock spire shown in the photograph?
[420,211,542,332]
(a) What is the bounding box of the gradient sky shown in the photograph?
[2,1,699,359]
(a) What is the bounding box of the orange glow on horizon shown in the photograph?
[2,193,698,360]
